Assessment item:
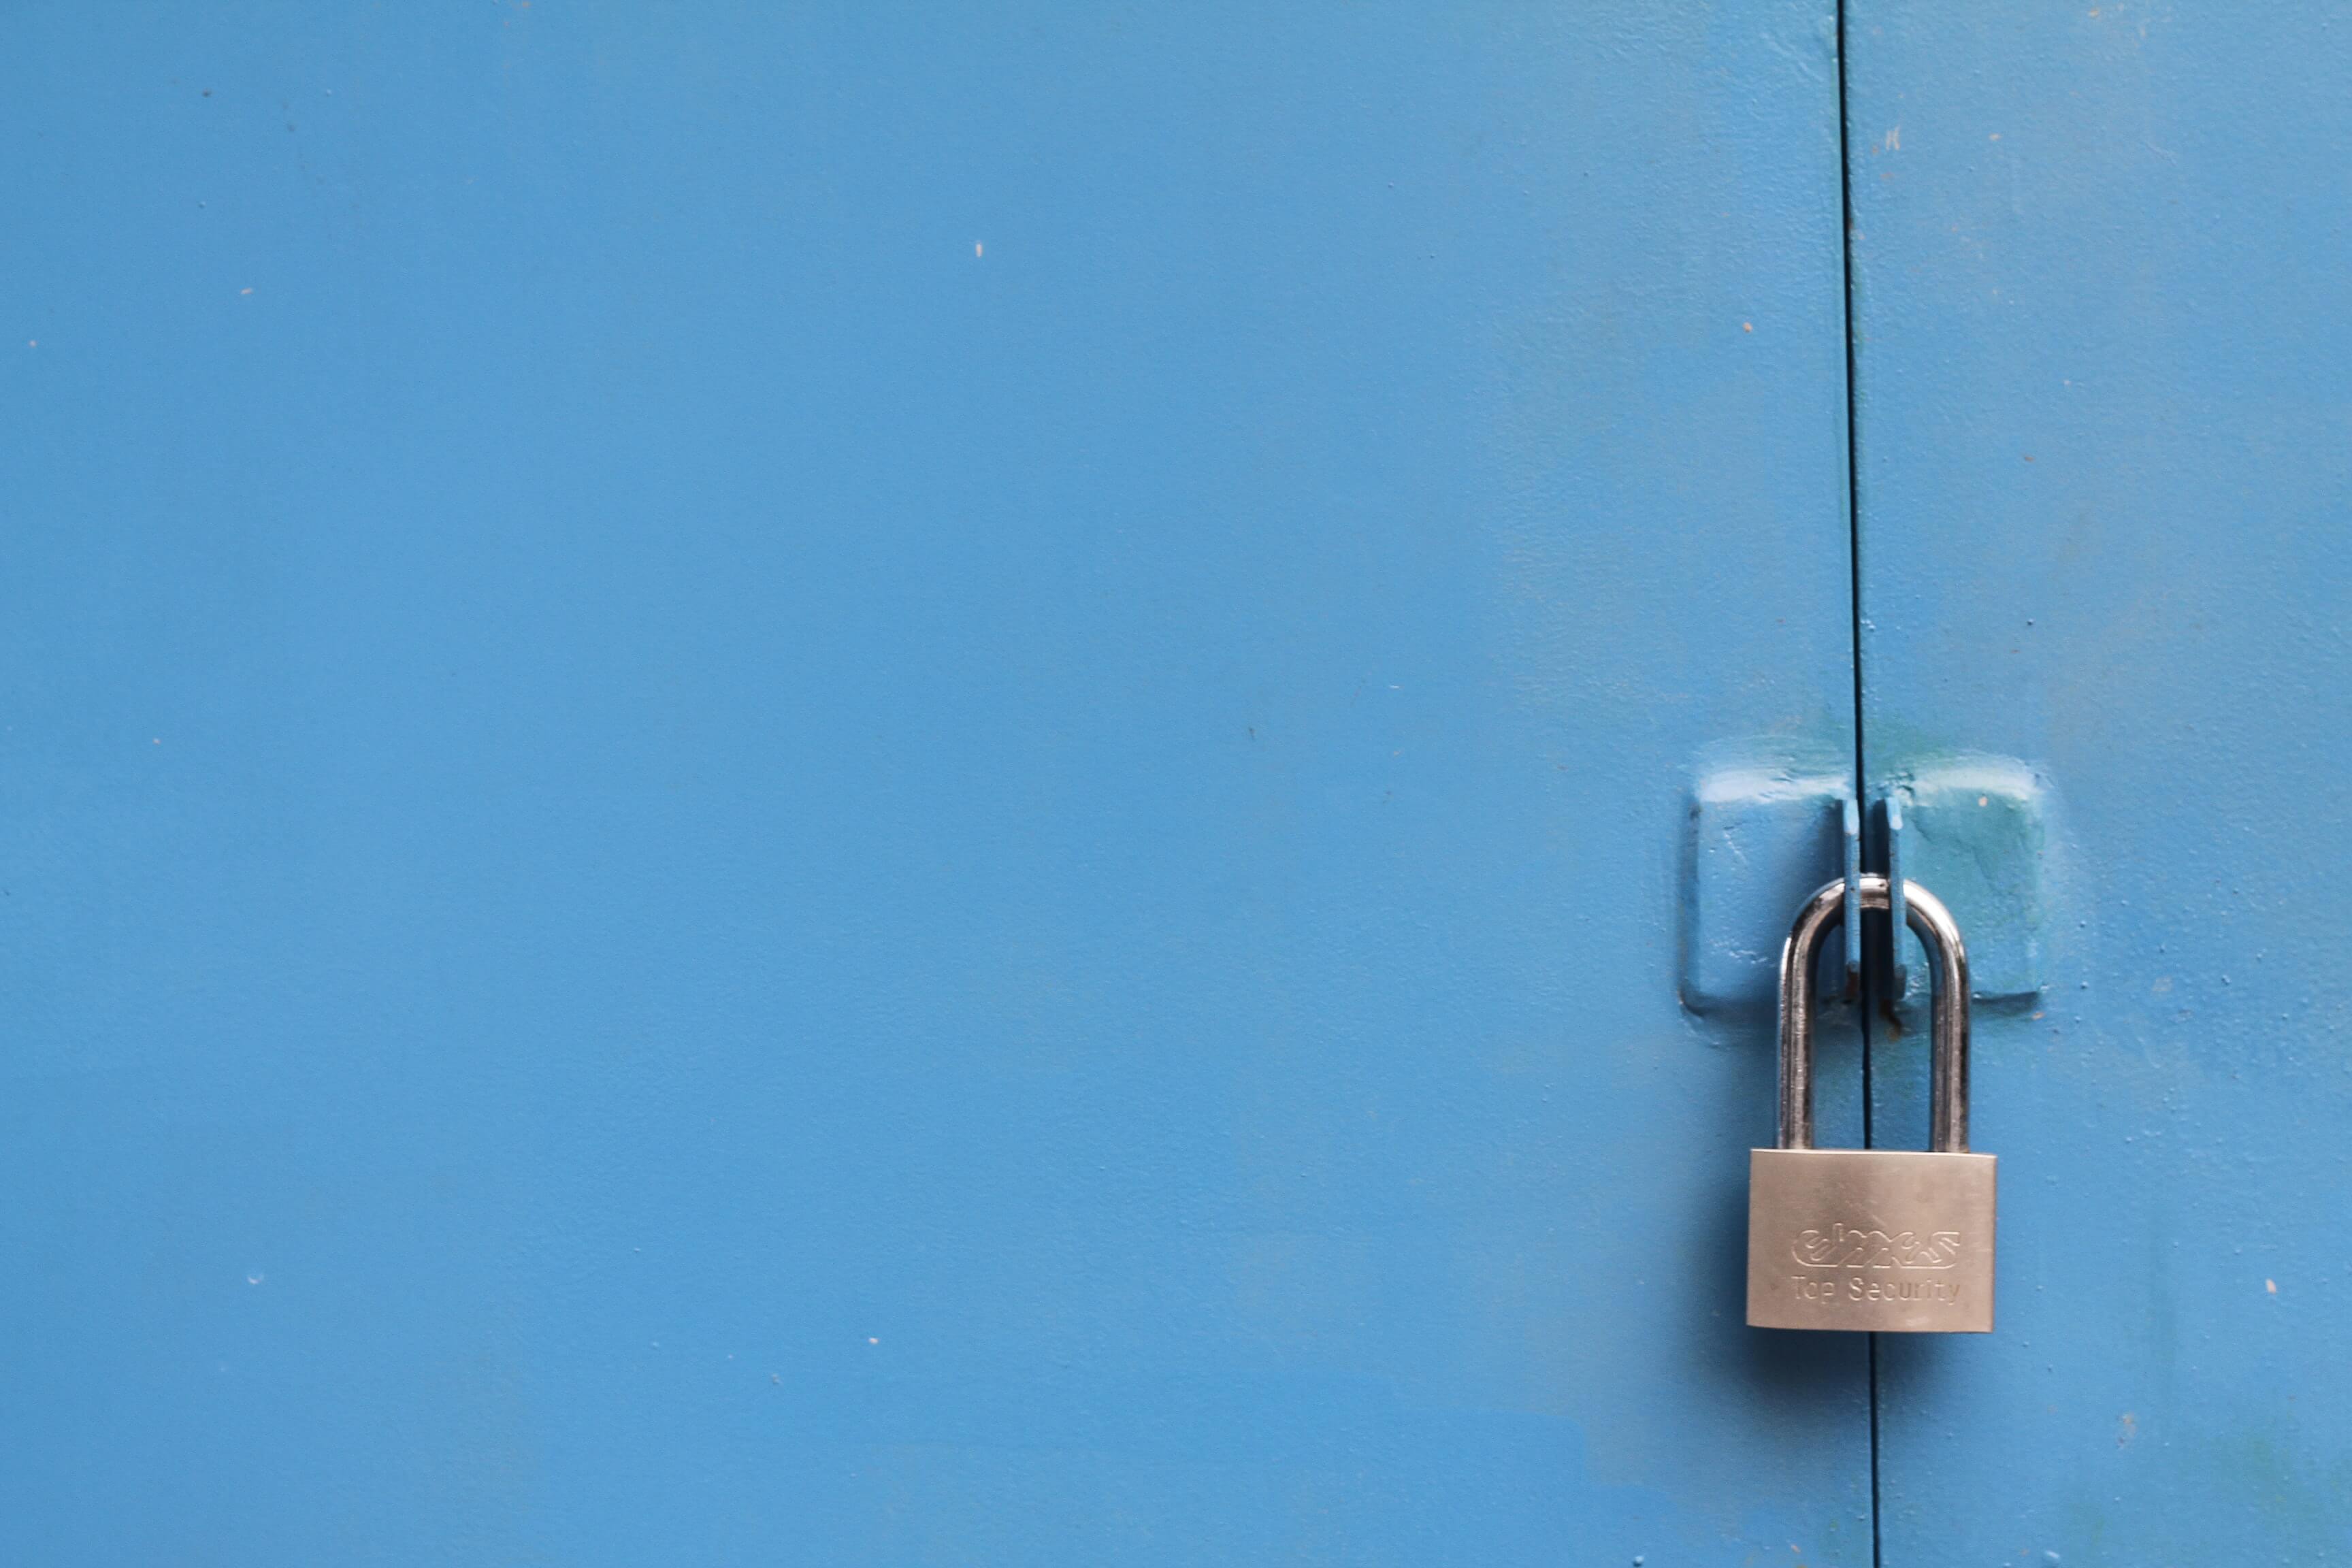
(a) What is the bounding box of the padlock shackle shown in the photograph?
[1776,875,1971,1154]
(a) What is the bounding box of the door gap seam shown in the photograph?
[1831,1,1884,1563]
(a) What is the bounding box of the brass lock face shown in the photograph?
[1745,875,1997,1334]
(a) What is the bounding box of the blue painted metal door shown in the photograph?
[1848,5,2352,1561]
[0,6,1875,1563]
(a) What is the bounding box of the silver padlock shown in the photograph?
[1746,874,1996,1333]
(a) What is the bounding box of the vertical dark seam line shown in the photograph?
[1835,0,1869,1144]
[1831,1,1884,1564]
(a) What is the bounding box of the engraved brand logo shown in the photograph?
[1791,1222,1962,1271]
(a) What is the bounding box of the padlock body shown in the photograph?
[1746,1147,1995,1332]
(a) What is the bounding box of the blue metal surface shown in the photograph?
[0,5,1869,1561]
[1849,4,2352,1558]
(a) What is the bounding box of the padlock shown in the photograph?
[1746,873,1995,1332]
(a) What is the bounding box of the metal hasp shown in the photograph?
[1746,875,1997,1333]
[1678,761,1859,1015]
